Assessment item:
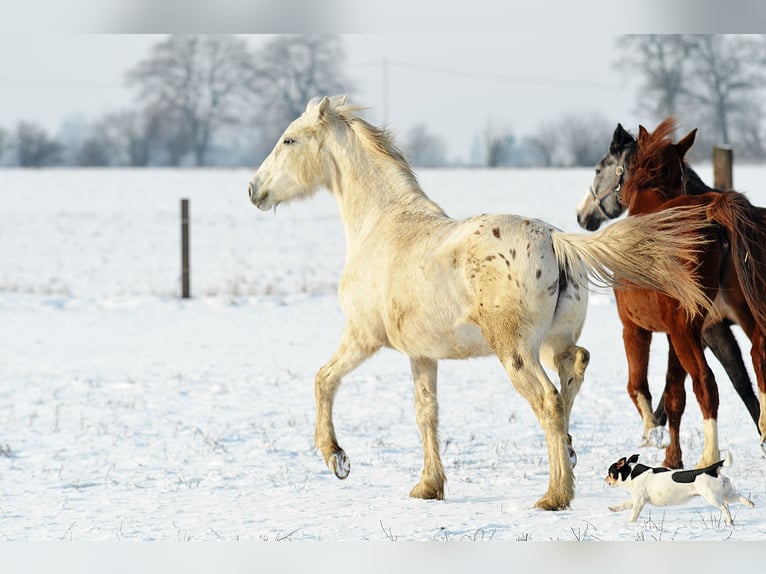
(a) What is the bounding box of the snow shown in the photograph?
[2,166,766,547]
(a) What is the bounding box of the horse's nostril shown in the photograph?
[248,182,254,199]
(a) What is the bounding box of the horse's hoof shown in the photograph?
[568,446,577,468]
[409,481,444,500]
[534,496,570,511]
[642,426,668,449]
[329,449,350,479]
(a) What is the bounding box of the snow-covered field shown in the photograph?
[2,166,766,546]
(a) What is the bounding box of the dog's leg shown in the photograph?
[720,502,734,526]
[608,499,633,512]
[628,498,645,522]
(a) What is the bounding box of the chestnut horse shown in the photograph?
[613,118,766,468]
[576,123,762,442]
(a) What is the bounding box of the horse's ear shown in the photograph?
[611,123,636,153]
[637,125,649,143]
[317,96,332,117]
[676,128,697,158]
[329,94,348,107]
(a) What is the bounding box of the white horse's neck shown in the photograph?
[324,124,447,246]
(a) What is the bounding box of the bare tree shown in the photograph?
[480,120,516,167]
[247,35,352,151]
[77,131,116,166]
[682,35,766,146]
[0,127,7,163]
[98,108,158,166]
[557,112,613,166]
[614,35,692,121]
[127,35,254,166]
[529,121,560,167]
[15,121,62,167]
[402,123,447,167]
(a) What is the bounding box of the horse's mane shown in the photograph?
[326,101,445,215]
[331,103,420,186]
[623,117,684,204]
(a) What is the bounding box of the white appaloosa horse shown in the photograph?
[248,95,713,510]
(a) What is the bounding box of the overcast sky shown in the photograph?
[0,33,646,163]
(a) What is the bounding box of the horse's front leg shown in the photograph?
[622,322,661,446]
[314,324,380,480]
[409,357,446,500]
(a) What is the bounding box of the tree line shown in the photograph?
[1,35,765,168]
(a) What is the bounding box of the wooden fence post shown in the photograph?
[713,146,733,191]
[181,198,190,299]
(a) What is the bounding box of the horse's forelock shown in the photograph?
[624,116,682,203]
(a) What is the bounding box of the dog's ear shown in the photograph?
[614,457,627,469]
[627,454,640,464]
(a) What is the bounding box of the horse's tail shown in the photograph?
[705,191,766,333]
[551,205,716,319]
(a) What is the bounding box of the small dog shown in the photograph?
[605,452,754,525]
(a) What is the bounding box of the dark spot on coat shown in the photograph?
[547,280,558,296]
[509,249,516,260]
[484,255,495,262]
[512,352,524,370]
[536,269,542,279]
[492,227,501,239]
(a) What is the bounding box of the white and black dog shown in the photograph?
[605,452,754,525]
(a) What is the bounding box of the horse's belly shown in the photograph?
[385,305,491,359]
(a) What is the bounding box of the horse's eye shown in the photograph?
[283,138,296,145]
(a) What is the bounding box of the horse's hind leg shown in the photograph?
[667,327,721,468]
[703,319,760,429]
[498,345,573,510]
[622,322,663,446]
[314,324,380,480]
[409,357,446,500]
[661,339,688,468]
[550,344,590,467]
[746,327,766,455]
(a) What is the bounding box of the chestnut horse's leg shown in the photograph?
[724,305,766,455]
[661,339,688,468]
[654,319,758,429]
[622,322,661,445]
[749,329,766,454]
[667,325,721,468]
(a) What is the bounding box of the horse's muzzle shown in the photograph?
[248,180,271,210]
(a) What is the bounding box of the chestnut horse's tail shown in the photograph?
[706,191,766,332]
[552,205,716,319]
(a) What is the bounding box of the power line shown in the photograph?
[351,58,621,89]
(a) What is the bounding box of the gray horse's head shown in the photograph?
[575,124,636,231]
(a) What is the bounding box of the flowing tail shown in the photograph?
[551,205,715,319]
[705,191,766,333]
